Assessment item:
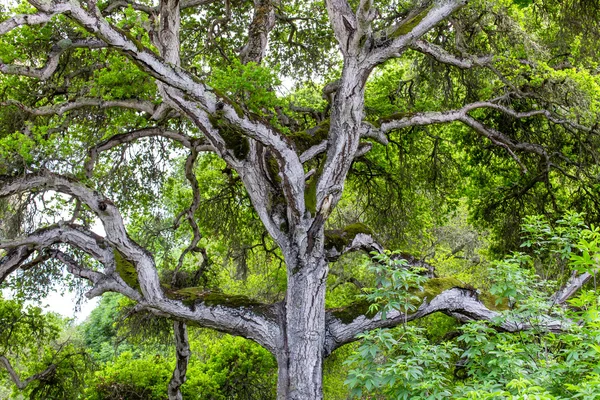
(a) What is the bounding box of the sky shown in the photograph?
[2,286,100,323]
[2,205,107,323]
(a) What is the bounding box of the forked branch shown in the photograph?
[0,356,57,390]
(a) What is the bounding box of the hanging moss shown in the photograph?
[208,113,250,159]
[325,223,373,252]
[266,155,282,184]
[114,250,140,291]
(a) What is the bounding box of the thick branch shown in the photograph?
[145,296,281,354]
[325,232,383,262]
[0,223,143,299]
[551,269,598,305]
[300,141,328,163]
[240,0,276,64]
[324,0,357,56]
[0,170,163,301]
[157,0,181,65]
[325,286,565,355]
[368,0,468,67]
[0,39,105,80]
[0,10,61,35]
[0,224,114,267]
[0,246,35,285]
[1,98,156,117]
[0,171,281,350]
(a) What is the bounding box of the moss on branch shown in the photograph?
[288,119,329,153]
[208,113,250,159]
[167,287,263,308]
[328,277,508,324]
[325,223,374,252]
[114,249,140,291]
[329,300,378,324]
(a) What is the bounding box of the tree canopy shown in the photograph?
[1,0,600,398]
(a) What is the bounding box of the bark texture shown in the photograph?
[0,0,592,398]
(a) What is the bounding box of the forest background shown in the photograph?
[1,0,600,398]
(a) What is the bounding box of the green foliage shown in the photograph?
[520,212,600,282]
[86,332,277,400]
[208,59,282,116]
[86,351,172,400]
[80,293,128,362]
[344,215,600,399]
[182,334,276,400]
[363,252,429,320]
[345,326,459,399]
[0,296,90,399]
[80,294,277,399]
[3,0,600,398]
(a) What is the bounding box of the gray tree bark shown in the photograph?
[0,0,591,399]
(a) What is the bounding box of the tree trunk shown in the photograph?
[277,252,328,400]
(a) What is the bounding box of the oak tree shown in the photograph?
[1,0,599,398]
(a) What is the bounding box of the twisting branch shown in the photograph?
[0,39,105,80]
[167,321,191,400]
[0,170,163,301]
[369,100,596,172]
[0,222,144,299]
[409,39,493,69]
[368,0,468,67]
[459,115,543,173]
[20,0,306,228]
[1,98,156,117]
[102,0,216,15]
[49,249,142,300]
[325,286,566,355]
[172,148,203,282]
[103,0,157,15]
[0,170,281,351]
[85,127,212,177]
[0,224,114,268]
[0,356,57,390]
[0,10,62,35]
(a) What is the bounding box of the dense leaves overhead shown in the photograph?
[1,0,600,398]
